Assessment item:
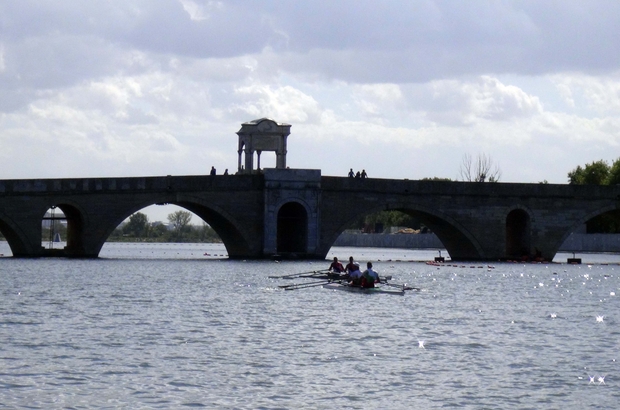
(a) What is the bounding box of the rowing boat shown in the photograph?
[322,282,405,296]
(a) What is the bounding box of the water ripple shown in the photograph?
[1,247,620,408]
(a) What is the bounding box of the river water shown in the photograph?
[1,242,620,409]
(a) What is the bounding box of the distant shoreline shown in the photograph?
[334,232,620,253]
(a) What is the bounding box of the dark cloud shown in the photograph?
[2,0,620,89]
[266,1,620,82]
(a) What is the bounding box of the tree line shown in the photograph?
[567,158,620,233]
[567,159,620,186]
[110,210,221,242]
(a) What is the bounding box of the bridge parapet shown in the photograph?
[321,177,620,199]
[0,174,263,195]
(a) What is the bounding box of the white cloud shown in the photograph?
[352,83,404,118]
[231,84,324,124]
[420,76,543,126]
[0,43,5,72]
[178,0,223,21]
[551,73,620,116]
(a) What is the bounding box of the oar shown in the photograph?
[284,270,334,279]
[382,282,420,291]
[268,270,320,279]
[299,271,332,277]
[283,281,332,290]
[268,269,329,279]
[278,279,330,289]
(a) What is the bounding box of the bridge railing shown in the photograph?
[320,176,620,198]
[0,174,263,195]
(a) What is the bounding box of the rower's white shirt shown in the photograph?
[364,268,379,281]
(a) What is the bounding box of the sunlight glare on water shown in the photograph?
[1,242,620,408]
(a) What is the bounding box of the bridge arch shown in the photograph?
[554,203,620,257]
[174,197,256,259]
[0,211,32,256]
[93,194,257,259]
[322,203,484,260]
[505,206,533,259]
[39,202,86,256]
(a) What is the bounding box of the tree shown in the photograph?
[199,222,221,242]
[567,158,620,233]
[168,210,192,241]
[123,212,150,238]
[151,223,169,239]
[347,210,424,233]
[567,160,609,185]
[607,158,620,185]
[459,153,501,182]
[421,177,452,181]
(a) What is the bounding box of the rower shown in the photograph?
[345,256,357,274]
[348,262,362,286]
[361,261,380,288]
[328,257,345,276]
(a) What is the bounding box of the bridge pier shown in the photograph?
[263,169,323,259]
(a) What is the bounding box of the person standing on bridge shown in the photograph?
[210,166,216,176]
[361,169,367,179]
[348,168,355,178]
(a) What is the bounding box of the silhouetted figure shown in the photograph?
[328,257,345,274]
[224,169,229,175]
[355,171,361,179]
[348,168,354,178]
[210,166,216,176]
[361,169,367,179]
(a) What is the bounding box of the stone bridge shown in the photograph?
[0,169,619,261]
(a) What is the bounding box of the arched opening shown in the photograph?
[0,219,14,256]
[101,201,257,259]
[555,208,620,258]
[239,142,247,173]
[326,208,482,261]
[42,207,67,249]
[583,209,620,233]
[506,209,531,259]
[277,202,308,254]
[111,204,221,243]
[95,204,228,259]
[239,145,277,174]
[40,204,84,255]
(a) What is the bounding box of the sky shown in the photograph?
[2,1,620,222]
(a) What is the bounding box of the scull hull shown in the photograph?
[323,282,405,296]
